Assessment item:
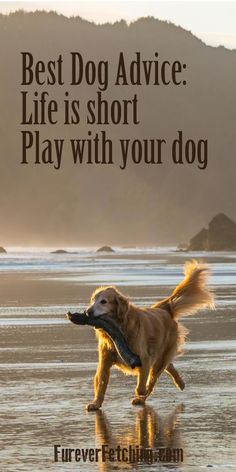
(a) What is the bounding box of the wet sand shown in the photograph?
[0,251,236,471]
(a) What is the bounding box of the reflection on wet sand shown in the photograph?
[94,404,184,470]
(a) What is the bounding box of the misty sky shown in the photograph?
[0,4,235,246]
[0,1,236,49]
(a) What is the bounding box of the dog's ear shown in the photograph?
[115,294,129,322]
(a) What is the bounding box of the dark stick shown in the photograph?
[67,311,142,369]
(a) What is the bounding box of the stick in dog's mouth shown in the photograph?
[67,311,142,369]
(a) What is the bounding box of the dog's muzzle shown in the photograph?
[86,307,95,317]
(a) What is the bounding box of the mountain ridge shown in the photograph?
[0,11,235,246]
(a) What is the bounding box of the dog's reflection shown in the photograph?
[94,404,184,470]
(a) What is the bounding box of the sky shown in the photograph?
[0,1,236,50]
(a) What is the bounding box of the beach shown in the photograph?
[0,248,235,471]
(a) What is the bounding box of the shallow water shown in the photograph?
[1,248,236,287]
[1,342,236,472]
[0,248,236,471]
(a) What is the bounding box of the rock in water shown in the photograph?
[0,246,7,254]
[51,249,69,254]
[96,245,115,253]
[208,213,236,250]
[188,213,236,251]
[188,228,208,251]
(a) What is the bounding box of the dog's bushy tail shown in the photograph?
[157,260,214,319]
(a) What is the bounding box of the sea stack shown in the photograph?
[187,213,236,251]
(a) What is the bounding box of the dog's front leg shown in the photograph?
[132,365,150,406]
[86,348,114,411]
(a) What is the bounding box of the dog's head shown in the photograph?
[87,286,129,324]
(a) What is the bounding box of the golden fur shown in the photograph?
[86,260,214,410]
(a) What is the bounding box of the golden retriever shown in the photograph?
[86,260,214,410]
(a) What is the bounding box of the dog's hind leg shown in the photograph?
[131,364,150,406]
[145,365,164,398]
[145,350,178,398]
[165,363,185,391]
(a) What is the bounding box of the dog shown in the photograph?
[86,260,214,410]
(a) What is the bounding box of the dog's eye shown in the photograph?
[100,299,107,305]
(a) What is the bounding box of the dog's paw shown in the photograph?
[131,397,146,406]
[86,402,101,411]
[175,378,185,391]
